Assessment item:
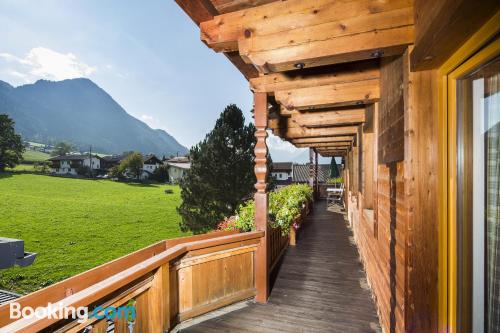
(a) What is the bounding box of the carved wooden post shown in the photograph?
[254,92,269,303]
[314,150,319,198]
[309,148,314,189]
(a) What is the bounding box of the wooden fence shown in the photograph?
[0,231,263,333]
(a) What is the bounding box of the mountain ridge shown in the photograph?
[0,78,188,156]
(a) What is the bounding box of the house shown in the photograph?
[142,154,162,173]
[100,154,126,170]
[101,153,162,180]
[165,156,190,183]
[2,2,498,333]
[48,154,101,175]
[270,162,292,187]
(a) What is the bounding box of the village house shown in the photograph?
[270,162,292,187]
[165,156,190,183]
[48,154,101,175]
[142,154,162,173]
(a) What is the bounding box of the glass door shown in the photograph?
[455,54,499,333]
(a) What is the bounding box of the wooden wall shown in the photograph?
[347,49,440,333]
[349,162,407,333]
[403,50,439,332]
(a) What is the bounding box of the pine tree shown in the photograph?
[0,114,25,172]
[329,157,340,178]
[178,104,257,234]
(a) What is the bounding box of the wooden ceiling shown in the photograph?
[175,0,416,157]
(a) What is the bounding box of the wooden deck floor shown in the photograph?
[179,201,381,333]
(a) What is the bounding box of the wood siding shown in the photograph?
[403,50,440,332]
[349,162,407,333]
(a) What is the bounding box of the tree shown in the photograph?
[329,157,340,178]
[153,165,169,183]
[119,152,143,180]
[178,104,256,234]
[51,142,73,156]
[0,114,25,172]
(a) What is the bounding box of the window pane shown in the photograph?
[458,56,500,333]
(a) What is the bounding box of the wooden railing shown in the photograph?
[268,226,289,273]
[0,230,263,333]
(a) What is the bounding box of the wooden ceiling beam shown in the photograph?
[200,0,412,52]
[238,10,414,72]
[291,107,366,128]
[272,125,360,139]
[291,136,354,144]
[294,142,351,149]
[249,60,379,93]
[275,79,379,110]
[317,147,349,152]
[318,150,347,157]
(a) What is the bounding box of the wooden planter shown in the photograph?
[289,200,313,246]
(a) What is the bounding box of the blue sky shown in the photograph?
[0,0,330,163]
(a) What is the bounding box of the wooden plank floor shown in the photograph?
[180,201,381,333]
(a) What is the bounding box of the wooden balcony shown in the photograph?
[178,201,380,332]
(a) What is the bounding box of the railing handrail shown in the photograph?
[0,230,263,332]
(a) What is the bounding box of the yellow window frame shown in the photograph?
[438,11,500,333]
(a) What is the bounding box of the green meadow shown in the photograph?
[22,150,50,162]
[0,173,187,294]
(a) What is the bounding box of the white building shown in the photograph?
[48,155,101,175]
[142,154,162,173]
[165,156,190,183]
[271,162,293,187]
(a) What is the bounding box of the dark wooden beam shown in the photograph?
[211,0,279,14]
[224,52,259,79]
[175,0,218,26]
[292,136,355,144]
[410,0,499,71]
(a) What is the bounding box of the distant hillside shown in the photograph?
[0,78,188,156]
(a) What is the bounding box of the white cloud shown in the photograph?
[266,131,297,153]
[140,114,162,129]
[0,47,96,82]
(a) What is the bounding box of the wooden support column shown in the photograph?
[314,150,319,198]
[254,92,269,303]
[309,148,314,189]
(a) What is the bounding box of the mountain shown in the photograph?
[0,78,188,156]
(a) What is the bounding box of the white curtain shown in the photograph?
[486,72,499,333]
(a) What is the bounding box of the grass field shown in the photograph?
[22,150,50,162]
[0,173,188,294]
[7,164,36,172]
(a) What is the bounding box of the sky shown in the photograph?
[0,0,331,163]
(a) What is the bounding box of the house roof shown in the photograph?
[167,156,190,163]
[292,164,330,183]
[272,162,293,172]
[101,154,126,163]
[143,154,162,164]
[167,162,191,170]
[48,154,100,161]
